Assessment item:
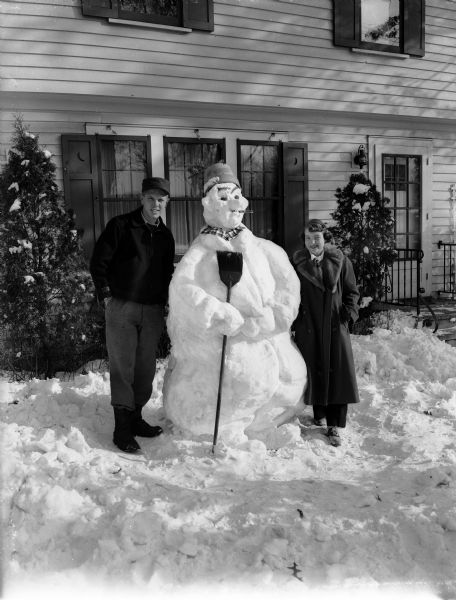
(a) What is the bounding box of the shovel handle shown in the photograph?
[211,333,227,453]
[211,284,232,453]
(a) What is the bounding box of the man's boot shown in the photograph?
[132,406,163,438]
[113,407,141,453]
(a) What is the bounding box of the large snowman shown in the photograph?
[163,163,307,446]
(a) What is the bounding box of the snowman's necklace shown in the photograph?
[201,224,245,241]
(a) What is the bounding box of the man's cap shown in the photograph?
[203,163,240,193]
[142,177,170,196]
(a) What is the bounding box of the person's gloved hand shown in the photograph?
[339,304,351,325]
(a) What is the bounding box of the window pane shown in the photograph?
[116,171,133,197]
[264,145,278,171]
[251,171,264,197]
[114,141,131,170]
[395,234,407,248]
[239,143,280,242]
[384,156,395,182]
[408,235,420,249]
[408,209,420,233]
[395,209,407,235]
[408,157,421,183]
[100,138,147,223]
[168,200,205,255]
[395,188,407,208]
[119,0,178,17]
[242,172,252,198]
[245,199,274,239]
[361,0,400,47]
[264,171,278,197]
[165,139,225,254]
[100,141,116,171]
[395,157,407,181]
[102,171,117,199]
[131,141,147,170]
[382,153,422,252]
[409,183,420,208]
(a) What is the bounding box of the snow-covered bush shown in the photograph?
[0,117,105,378]
[329,173,397,304]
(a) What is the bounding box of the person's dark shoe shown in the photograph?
[313,418,325,427]
[113,407,141,453]
[132,407,163,438]
[326,426,341,447]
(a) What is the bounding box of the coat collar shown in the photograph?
[293,245,344,292]
[130,207,166,230]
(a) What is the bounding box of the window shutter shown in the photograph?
[182,0,214,31]
[333,0,359,48]
[404,0,425,57]
[61,135,101,259]
[81,0,118,18]
[282,143,308,257]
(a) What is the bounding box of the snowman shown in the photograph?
[163,163,307,446]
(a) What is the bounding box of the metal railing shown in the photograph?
[437,240,456,300]
[383,248,424,314]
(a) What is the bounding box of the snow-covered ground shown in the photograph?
[1,311,456,600]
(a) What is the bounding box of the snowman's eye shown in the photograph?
[233,193,240,200]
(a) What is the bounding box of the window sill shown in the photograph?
[352,48,409,59]
[108,18,192,33]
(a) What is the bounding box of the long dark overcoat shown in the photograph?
[293,245,360,407]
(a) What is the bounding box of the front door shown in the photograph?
[369,136,432,299]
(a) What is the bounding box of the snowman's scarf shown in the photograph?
[200,224,245,241]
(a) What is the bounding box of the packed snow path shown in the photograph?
[1,315,456,600]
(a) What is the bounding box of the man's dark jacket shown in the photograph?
[90,208,175,305]
[292,244,360,407]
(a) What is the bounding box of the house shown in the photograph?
[1,0,455,300]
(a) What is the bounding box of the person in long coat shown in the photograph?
[293,219,360,446]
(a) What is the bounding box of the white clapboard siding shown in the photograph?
[3,92,456,294]
[2,0,456,119]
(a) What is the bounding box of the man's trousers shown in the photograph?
[105,298,165,411]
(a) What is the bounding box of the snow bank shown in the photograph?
[1,315,456,600]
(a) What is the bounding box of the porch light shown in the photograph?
[354,144,368,169]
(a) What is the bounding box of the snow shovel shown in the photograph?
[211,250,243,453]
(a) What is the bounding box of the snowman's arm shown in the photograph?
[258,240,301,330]
[170,251,244,336]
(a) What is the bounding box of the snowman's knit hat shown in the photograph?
[203,163,240,193]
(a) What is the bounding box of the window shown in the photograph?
[164,138,308,258]
[237,141,282,243]
[334,0,425,57]
[62,133,308,260]
[99,137,149,225]
[383,154,421,250]
[62,134,151,257]
[164,137,225,257]
[81,0,214,31]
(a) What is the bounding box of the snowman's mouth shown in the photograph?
[230,210,245,214]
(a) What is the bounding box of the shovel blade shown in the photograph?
[217,251,243,288]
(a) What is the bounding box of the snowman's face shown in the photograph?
[202,182,249,229]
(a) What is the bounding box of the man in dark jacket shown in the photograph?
[90,177,175,453]
[293,219,359,447]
